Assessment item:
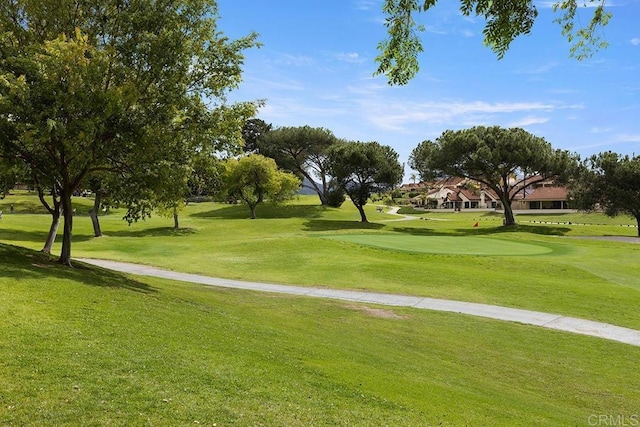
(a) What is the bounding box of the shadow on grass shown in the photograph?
[106,227,197,238]
[0,226,197,245]
[0,202,49,214]
[0,229,54,245]
[0,243,156,294]
[193,203,327,220]
[303,219,386,232]
[391,224,571,237]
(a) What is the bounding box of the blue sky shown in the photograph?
[217,0,640,181]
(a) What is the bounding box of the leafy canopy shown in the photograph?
[329,141,403,222]
[376,0,611,85]
[570,152,640,235]
[410,126,577,225]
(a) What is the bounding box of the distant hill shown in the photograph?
[299,177,319,195]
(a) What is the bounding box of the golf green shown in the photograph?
[321,234,553,256]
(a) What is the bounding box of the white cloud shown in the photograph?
[334,52,366,64]
[242,76,305,92]
[359,99,582,132]
[614,133,640,143]
[536,0,611,8]
[257,98,351,125]
[273,53,315,67]
[631,38,640,46]
[514,62,558,74]
[589,127,613,134]
[507,116,550,127]
[354,0,377,11]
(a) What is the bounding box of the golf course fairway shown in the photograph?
[321,234,553,256]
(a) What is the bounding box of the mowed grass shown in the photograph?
[1,192,640,331]
[1,243,639,426]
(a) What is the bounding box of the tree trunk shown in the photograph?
[36,183,63,254]
[355,203,368,223]
[299,169,328,206]
[249,204,257,219]
[636,215,640,237]
[317,191,328,206]
[173,211,179,229]
[58,188,74,266]
[42,206,61,254]
[89,191,103,237]
[503,200,516,226]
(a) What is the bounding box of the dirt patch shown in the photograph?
[344,304,409,319]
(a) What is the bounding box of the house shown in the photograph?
[511,185,570,210]
[407,175,570,211]
[410,177,499,210]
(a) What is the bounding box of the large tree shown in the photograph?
[328,141,404,223]
[376,0,611,85]
[257,126,340,206]
[570,152,640,237]
[242,118,272,154]
[223,154,300,219]
[0,0,258,265]
[409,126,577,225]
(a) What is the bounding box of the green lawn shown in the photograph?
[1,243,639,426]
[320,234,554,255]
[1,192,640,330]
[2,193,640,424]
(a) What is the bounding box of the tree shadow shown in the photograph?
[303,219,386,232]
[0,243,157,294]
[193,203,327,220]
[0,229,53,245]
[390,224,571,237]
[106,227,197,238]
[0,226,196,245]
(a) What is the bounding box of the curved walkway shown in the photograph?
[76,258,640,347]
[379,206,418,222]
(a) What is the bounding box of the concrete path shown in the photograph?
[379,206,418,222]
[76,258,640,347]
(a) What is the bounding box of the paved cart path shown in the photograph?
[76,258,640,348]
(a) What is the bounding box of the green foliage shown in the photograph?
[553,0,611,60]
[325,185,346,208]
[376,0,609,85]
[188,154,224,199]
[223,154,301,219]
[329,141,404,222]
[408,139,439,181]
[0,159,24,198]
[241,117,272,153]
[570,152,640,235]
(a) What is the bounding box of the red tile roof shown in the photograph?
[524,186,568,201]
[457,188,481,201]
[435,176,465,187]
